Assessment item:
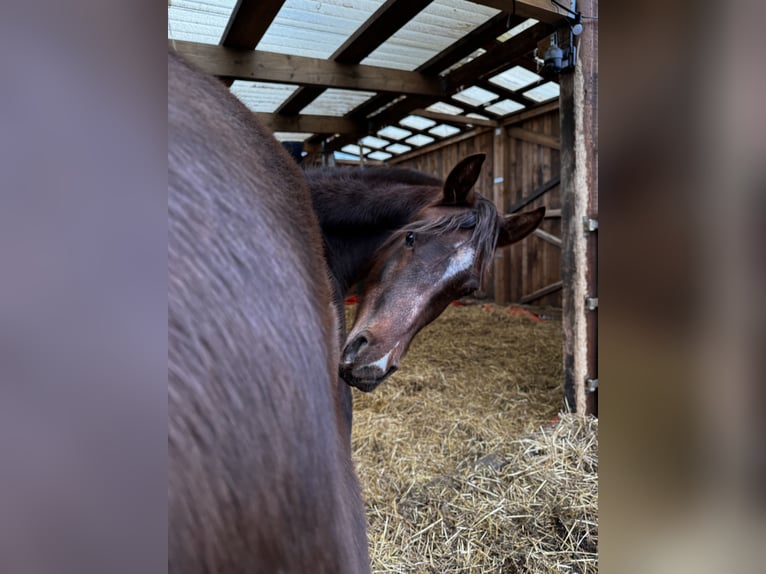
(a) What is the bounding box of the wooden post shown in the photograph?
[559,0,598,415]
[492,126,509,304]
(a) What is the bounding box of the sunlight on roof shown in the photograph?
[400,115,437,130]
[386,143,413,154]
[496,18,538,42]
[368,150,393,161]
[405,134,436,147]
[359,135,390,149]
[378,125,413,140]
[524,81,560,102]
[452,86,499,107]
[484,99,525,116]
[489,66,542,92]
[273,132,314,142]
[425,102,464,115]
[230,81,299,113]
[429,124,461,138]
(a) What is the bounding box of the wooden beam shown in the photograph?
[278,0,433,115]
[418,13,526,75]
[387,126,492,164]
[172,40,444,96]
[532,228,562,247]
[508,126,560,149]
[220,0,285,49]
[493,126,509,304]
[518,280,563,304]
[560,0,597,415]
[544,208,562,218]
[335,0,434,65]
[320,16,546,153]
[468,0,570,24]
[447,22,554,90]
[218,1,286,88]
[252,113,361,135]
[410,108,497,127]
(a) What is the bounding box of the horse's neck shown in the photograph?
[307,171,437,293]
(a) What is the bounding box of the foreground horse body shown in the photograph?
[168,51,369,574]
[306,157,545,394]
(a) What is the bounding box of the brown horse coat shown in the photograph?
[168,50,369,574]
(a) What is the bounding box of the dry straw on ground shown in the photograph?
[347,302,598,573]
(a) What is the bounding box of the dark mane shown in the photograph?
[304,166,442,230]
[398,194,500,282]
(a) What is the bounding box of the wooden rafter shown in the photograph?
[171,41,443,97]
[220,0,285,49]
[319,21,553,153]
[218,0,286,87]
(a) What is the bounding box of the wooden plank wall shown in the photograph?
[392,108,562,307]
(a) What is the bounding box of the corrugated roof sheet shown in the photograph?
[489,65,542,92]
[168,2,561,163]
[230,81,298,113]
[301,89,377,116]
[167,0,236,44]
[452,85,499,107]
[361,0,500,71]
[256,0,385,58]
[524,81,560,102]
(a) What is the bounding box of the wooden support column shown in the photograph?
[492,126,509,304]
[559,0,598,415]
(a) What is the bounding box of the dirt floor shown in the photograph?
[347,302,598,573]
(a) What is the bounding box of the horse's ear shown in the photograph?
[443,154,485,205]
[497,207,546,247]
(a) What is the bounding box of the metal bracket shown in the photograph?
[586,378,598,393]
[583,216,598,233]
[585,296,598,311]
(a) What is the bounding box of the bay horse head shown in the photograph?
[339,154,545,392]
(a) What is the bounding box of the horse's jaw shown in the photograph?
[338,364,398,393]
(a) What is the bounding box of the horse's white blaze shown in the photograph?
[439,246,475,285]
[369,349,393,373]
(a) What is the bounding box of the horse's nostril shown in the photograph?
[342,334,368,364]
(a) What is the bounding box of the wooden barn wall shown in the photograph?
[391,109,561,307]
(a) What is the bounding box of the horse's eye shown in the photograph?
[405,232,415,248]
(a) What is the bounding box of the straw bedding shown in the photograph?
[346,302,598,573]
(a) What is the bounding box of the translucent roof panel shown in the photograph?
[273,132,314,142]
[335,150,362,161]
[466,112,491,121]
[496,18,539,43]
[361,0,500,71]
[524,81,560,102]
[386,143,412,154]
[368,150,393,161]
[452,86,499,107]
[301,89,376,116]
[439,48,486,76]
[429,124,461,138]
[377,125,412,140]
[359,135,390,149]
[167,0,237,44]
[341,144,370,156]
[399,115,436,130]
[484,99,525,116]
[489,66,542,92]
[230,81,299,113]
[257,0,385,58]
[405,134,436,147]
[425,102,464,115]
